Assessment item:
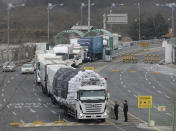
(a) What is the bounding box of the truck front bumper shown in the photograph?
[77,112,108,120]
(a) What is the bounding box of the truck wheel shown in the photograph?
[100,119,105,122]
[42,86,46,94]
[64,107,68,117]
[51,95,56,105]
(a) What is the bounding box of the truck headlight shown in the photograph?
[79,113,83,118]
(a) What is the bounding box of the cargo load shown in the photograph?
[52,68,106,105]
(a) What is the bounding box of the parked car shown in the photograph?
[2,61,16,72]
[21,63,34,74]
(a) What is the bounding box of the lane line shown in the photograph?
[1,93,4,97]
[51,110,57,114]
[3,98,6,102]
[134,95,137,98]
[157,90,162,94]
[38,98,41,102]
[30,108,36,113]
[20,120,25,124]
[12,112,16,116]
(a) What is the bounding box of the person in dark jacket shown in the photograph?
[123,100,128,122]
[114,101,119,120]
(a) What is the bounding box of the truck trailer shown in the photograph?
[40,64,109,121]
[78,36,103,61]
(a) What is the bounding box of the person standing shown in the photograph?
[114,101,119,120]
[123,100,128,122]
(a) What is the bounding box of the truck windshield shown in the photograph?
[79,90,106,101]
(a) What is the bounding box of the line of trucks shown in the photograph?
[35,44,109,122]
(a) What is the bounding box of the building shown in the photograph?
[165,38,176,64]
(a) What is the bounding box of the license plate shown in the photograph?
[91,115,96,118]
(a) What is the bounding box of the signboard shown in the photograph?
[84,67,94,71]
[138,96,152,108]
[107,14,128,24]
[139,42,149,47]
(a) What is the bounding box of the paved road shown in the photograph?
[0,67,154,131]
[1,45,173,131]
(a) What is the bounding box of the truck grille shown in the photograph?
[84,103,102,113]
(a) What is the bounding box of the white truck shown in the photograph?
[41,64,109,122]
[35,50,73,85]
[53,44,83,67]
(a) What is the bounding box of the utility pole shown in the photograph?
[103,13,106,30]
[171,7,175,37]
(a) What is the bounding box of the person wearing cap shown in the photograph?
[114,101,119,120]
[123,100,128,122]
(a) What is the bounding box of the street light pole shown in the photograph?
[48,3,51,46]
[7,3,25,60]
[88,0,90,32]
[171,7,175,37]
[47,3,63,48]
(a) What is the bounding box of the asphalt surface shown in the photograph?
[0,44,175,131]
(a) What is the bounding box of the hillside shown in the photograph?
[0,0,175,44]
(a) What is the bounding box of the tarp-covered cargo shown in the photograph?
[52,68,106,104]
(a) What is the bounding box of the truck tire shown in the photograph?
[42,85,46,94]
[51,95,57,105]
[100,119,105,122]
[64,106,68,117]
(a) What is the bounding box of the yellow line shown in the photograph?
[106,120,125,131]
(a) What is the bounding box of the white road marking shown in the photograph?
[166,113,172,116]
[20,120,25,124]
[30,108,36,113]
[63,119,69,122]
[157,90,162,94]
[33,84,35,87]
[15,74,19,76]
[121,72,124,74]
[148,82,151,85]
[165,95,170,99]
[7,105,10,108]
[2,89,4,92]
[7,81,10,83]
[134,95,137,98]
[33,88,35,92]
[146,78,148,81]
[173,79,175,82]
[11,77,14,80]
[120,74,122,77]
[44,104,48,108]
[34,93,37,96]
[1,93,4,97]
[3,98,6,102]
[121,81,124,85]
[128,90,131,93]
[38,98,41,102]
[120,77,122,80]
[51,110,57,114]
[123,85,127,88]
[152,86,155,89]
[12,112,16,116]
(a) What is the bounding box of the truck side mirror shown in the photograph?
[107,90,110,99]
[75,98,78,101]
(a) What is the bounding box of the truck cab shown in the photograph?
[75,78,109,121]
